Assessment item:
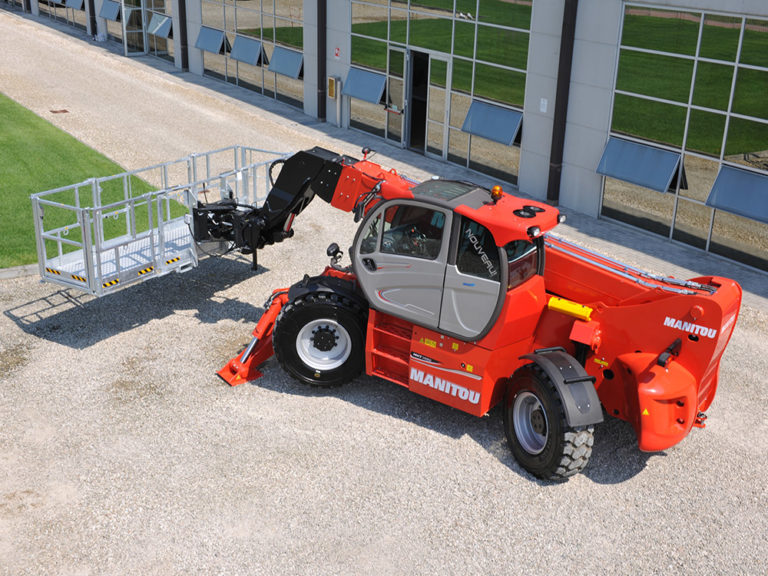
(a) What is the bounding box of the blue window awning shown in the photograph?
[195,27,230,54]
[707,165,768,224]
[597,137,682,193]
[99,0,120,21]
[66,0,84,9]
[231,35,267,66]
[147,14,172,38]
[461,100,523,146]
[268,46,303,78]
[342,68,386,104]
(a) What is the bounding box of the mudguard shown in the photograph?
[521,348,604,428]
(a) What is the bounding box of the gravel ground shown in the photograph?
[1,11,767,576]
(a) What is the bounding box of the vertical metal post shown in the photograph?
[546,0,579,205]
[317,0,327,121]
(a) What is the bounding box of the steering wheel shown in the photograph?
[401,226,427,256]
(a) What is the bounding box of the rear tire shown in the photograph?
[273,292,367,387]
[503,364,594,481]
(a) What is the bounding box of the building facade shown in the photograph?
[8,0,768,270]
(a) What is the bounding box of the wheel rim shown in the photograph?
[513,391,549,455]
[296,318,352,371]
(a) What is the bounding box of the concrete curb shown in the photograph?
[0,264,38,280]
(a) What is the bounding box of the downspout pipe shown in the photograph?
[546,0,579,205]
[317,0,327,120]
[177,0,189,71]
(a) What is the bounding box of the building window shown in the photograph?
[603,5,768,271]
[348,0,531,185]
[197,0,305,108]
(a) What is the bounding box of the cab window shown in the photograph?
[380,204,445,259]
[505,240,538,289]
[456,219,500,281]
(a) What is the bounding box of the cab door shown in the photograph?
[439,217,504,340]
[352,200,451,330]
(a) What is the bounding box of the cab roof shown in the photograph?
[411,179,561,247]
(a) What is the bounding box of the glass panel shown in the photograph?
[474,64,525,107]
[732,68,768,120]
[620,7,699,56]
[428,87,446,122]
[601,177,674,237]
[686,109,725,157]
[359,213,381,254]
[351,36,387,71]
[707,165,768,224]
[455,0,476,14]
[724,117,768,170]
[261,15,275,43]
[430,59,447,86]
[409,14,452,53]
[203,51,228,81]
[390,9,407,44]
[597,137,681,193]
[461,100,522,146]
[679,154,717,202]
[352,3,388,39]
[452,58,473,94]
[453,21,475,59]
[450,91,471,128]
[381,204,445,260]
[740,19,768,67]
[99,0,120,21]
[275,75,303,107]
[225,4,236,33]
[478,0,530,29]
[699,14,740,62]
[672,198,711,249]
[350,99,386,138]
[237,59,265,93]
[616,50,693,102]
[469,136,519,184]
[448,128,469,166]
[231,36,264,65]
[457,219,500,280]
[343,68,387,104]
[268,46,302,80]
[476,26,528,70]
[275,0,302,20]
[711,210,768,270]
[202,2,225,31]
[274,17,302,48]
[236,8,261,36]
[427,122,445,156]
[389,49,404,78]
[411,0,452,13]
[196,26,226,54]
[611,93,687,147]
[692,62,733,111]
[387,83,404,142]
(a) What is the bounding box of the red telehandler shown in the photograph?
[192,146,742,480]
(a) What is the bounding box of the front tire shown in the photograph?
[503,364,594,481]
[273,292,367,387]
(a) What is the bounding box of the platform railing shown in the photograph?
[31,146,287,296]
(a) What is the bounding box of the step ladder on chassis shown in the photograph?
[30,146,287,296]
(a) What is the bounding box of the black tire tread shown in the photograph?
[273,291,367,388]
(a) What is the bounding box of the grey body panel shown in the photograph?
[439,265,500,338]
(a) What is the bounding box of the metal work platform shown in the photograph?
[31,146,286,296]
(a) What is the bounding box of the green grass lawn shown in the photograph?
[0,94,182,269]
[0,93,135,268]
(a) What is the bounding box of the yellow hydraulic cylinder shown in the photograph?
[548,296,593,322]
